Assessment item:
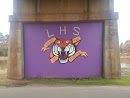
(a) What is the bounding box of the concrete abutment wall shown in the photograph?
[7,0,121,79]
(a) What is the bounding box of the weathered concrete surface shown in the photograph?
[0,86,130,98]
[7,22,24,79]
[9,12,119,22]
[8,0,121,79]
[12,0,114,14]
[103,20,121,79]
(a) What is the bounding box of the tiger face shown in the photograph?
[52,39,76,63]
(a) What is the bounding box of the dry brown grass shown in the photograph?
[120,53,130,64]
[0,57,8,60]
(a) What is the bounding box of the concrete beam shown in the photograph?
[9,12,118,22]
[89,0,114,12]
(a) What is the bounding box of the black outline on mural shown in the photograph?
[41,36,88,64]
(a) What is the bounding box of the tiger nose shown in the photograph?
[61,47,65,51]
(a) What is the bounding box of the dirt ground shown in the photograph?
[0,70,32,87]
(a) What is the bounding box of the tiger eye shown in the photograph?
[66,41,69,44]
[57,41,60,44]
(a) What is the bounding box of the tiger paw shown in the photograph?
[81,52,88,57]
[41,47,50,52]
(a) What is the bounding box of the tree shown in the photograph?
[120,43,124,53]
[0,32,9,56]
[125,40,130,44]
[120,40,130,53]
[5,34,9,39]
[0,32,4,38]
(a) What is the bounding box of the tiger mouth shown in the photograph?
[59,51,69,60]
[52,44,76,64]
[58,51,69,63]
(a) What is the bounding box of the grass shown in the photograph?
[23,74,130,86]
[71,74,130,85]
[121,68,128,70]
[0,74,130,87]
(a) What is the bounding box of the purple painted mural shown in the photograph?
[24,22,103,78]
[41,37,88,64]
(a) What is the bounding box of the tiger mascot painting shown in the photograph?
[41,37,88,64]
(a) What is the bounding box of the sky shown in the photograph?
[0,0,13,35]
[0,0,129,44]
[114,0,130,44]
